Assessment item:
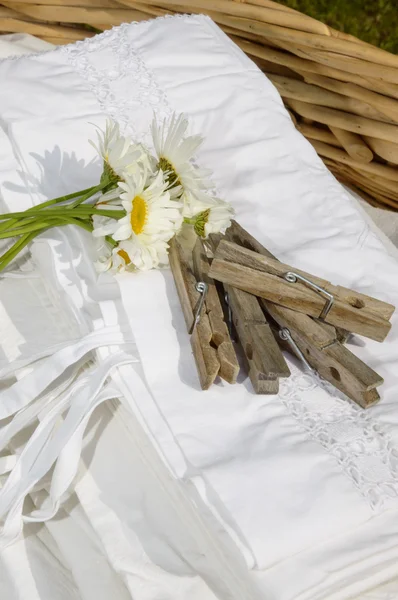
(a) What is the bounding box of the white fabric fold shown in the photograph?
[0,352,134,546]
[1,15,398,600]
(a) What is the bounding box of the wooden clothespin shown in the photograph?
[219,220,385,407]
[207,232,290,394]
[210,238,394,342]
[192,238,239,385]
[226,283,290,393]
[265,302,383,408]
[224,220,351,343]
[169,237,239,390]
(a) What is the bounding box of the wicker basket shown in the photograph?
[1,0,398,211]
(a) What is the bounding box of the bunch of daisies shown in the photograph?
[92,115,233,272]
[0,114,233,273]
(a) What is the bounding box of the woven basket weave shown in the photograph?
[1,0,398,211]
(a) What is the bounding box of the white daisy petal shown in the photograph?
[151,113,212,206]
[92,213,119,238]
[121,200,132,212]
[100,187,122,203]
[90,119,154,187]
[113,225,133,241]
[173,135,203,164]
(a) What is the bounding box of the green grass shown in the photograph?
[276,0,398,53]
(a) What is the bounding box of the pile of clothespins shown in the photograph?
[169,221,395,409]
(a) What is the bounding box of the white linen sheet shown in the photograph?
[0,18,398,600]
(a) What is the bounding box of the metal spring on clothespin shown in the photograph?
[284,271,334,320]
[279,327,314,372]
[224,291,235,341]
[189,281,208,334]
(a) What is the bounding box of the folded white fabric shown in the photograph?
[1,14,398,600]
[0,33,53,58]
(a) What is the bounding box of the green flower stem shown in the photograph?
[0,186,96,234]
[68,182,108,209]
[0,216,35,233]
[53,216,117,247]
[0,213,119,271]
[64,217,94,233]
[0,215,94,239]
[0,207,125,221]
[0,220,57,239]
[0,232,40,271]
[105,236,118,248]
[0,217,92,271]
[35,185,98,210]
[54,217,118,249]
[0,181,110,234]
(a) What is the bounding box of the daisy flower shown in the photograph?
[102,169,182,271]
[117,236,170,271]
[151,113,212,210]
[95,232,171,272]
[90,119,152,193]
[94,239,134,274]
[111,168,182,239]
[190,200,234,238]
[92,216,141,274]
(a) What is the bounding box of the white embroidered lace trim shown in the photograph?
[280,364,398,511]
[61,18,179,140]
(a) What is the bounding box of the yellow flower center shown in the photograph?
[101,159,119,187]
[130,196,147,235]
[193,209,210,238]
[158,157,180,188]
[117,249,131,265]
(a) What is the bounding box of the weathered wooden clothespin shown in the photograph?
[192,238,239,385]
[266,302,383,408]
[207,231,290,394]
[226,283,290,393]
[169,237,239,390]
[217,220,386,407]
[210,238,394,342]
[224,220,350,344]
